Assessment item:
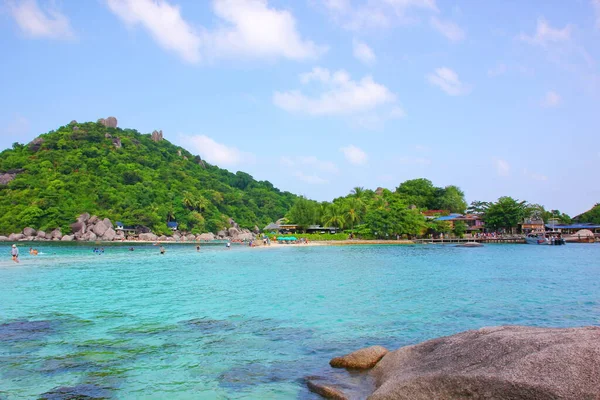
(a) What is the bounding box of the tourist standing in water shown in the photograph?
[11,244,19,263]
[160,246,166,255]
[196,244,200,252]
[226,241,231,249]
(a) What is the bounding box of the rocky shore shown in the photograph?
[0,213,259,243]
[309,325,600,399]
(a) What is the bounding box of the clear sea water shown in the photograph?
[1,243,599,399]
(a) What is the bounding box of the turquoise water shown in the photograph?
[1,243,599,399]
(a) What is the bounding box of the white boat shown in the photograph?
[525,233,549,245]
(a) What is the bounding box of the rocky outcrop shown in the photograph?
[151,130,163,142]
[330,346,388,370]
[0,236,8,242]
[50,229,62,239]
[228,227,240,238]
[69,120,78,125]
[217,230,227,238]
[103,228,117,241]
[36,231,46,239]
[98,116,118,128]
[23,227,36,237]
[139,233,158,241]
[185,234,196,241]
[112,137,122,148]
[0,173,17,185]
[369,325,600,400]
[8,233,25,241]
[104,133,112,139]
[28,137,44,152]
[78,213,90,223]
[197,233,215,241]
[71,222,86,234]
[237,232,254,241]
[72,126,80,131]
[61,235,74,241]
[306,377,348,400]
[92,221,109,237]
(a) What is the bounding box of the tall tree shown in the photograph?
[484,197,528,232]
[322,203,346,229]
[286,197,318,231]
[396,178,436,209]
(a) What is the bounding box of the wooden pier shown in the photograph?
[413,236,526,244]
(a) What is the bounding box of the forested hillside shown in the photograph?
[0,120,296,235]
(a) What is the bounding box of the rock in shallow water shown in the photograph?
[306,377,349,400]
[330,346,388,370]
[369,325,600,400]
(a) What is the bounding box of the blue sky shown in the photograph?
[1,0,599,216]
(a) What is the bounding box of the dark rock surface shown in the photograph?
[330,346,388,370]
[369,325,600,400]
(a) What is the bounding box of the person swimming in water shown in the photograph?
[196,244,200,252]
[160,246,166,255]
[226,241,231,249]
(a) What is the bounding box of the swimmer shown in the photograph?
[11,244,19,263]
[160,246,166,255]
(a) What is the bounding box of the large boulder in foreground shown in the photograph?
[369,325,600,400]
[331,346,388,370]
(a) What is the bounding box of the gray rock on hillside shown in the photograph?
[50,229,62,239]
[237,232,254,241]
[0,236,8,242]
[78,213,90,223]
[228,227,240,238]
[71,222,85,234]
[8,233,25,241]
[92,221,109,237]
[369,325,600,400]
[331,346,389,370]
[217,230,226,238]
[197,233,215,241]
[37,231,46,239]
[61,235,74,241]
[151,130,163,142]
[69,120,78,125]
[102,218,113,229]
[23,227,36,237]
[102,228,117,241]
[28,137,44,152]
[98,116,118,128]
[0,173,17,185]
[139,233,158,241]
[88,215,99,225]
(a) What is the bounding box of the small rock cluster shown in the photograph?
[151,130,163,142]
[97,116,118,128]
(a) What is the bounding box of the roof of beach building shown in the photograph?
[167,221,178,228]
[545,223,600,229]
[435,214,464,221]
[264,223,280,230]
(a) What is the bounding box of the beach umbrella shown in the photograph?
[288,237,297,241]
[277,236,285,241]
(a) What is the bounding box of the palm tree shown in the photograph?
[182,191,196,210]
[322,203,346,229]
[344,197,365,230]
[350,186,365,200]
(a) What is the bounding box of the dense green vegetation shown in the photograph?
[285,179,469,239]
[0,121,296,235]
[0,121,586,238]
[576,203,600,224]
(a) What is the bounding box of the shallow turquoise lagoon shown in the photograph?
[1,243,599,399]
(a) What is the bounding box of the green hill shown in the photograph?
[0,120,296,235]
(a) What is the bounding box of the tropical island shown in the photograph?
[1,119,599,243]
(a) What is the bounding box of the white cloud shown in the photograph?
[523,168,548,182]
[206,0,326,60]
[353,39,376,65]
[107,0,324,63]
[427,67,471,96]
[519,18,571,47]
[487,63,507,77]
[179,134,254,166]
[414,144,430,152]
[541,91,561,108]
[8,0,75,40]
[493,158,510,177]
[294,171,328,184]
[430,16,464,42]
[274,67,397,115]
[340,145,368,165]
[106,0,201,63]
